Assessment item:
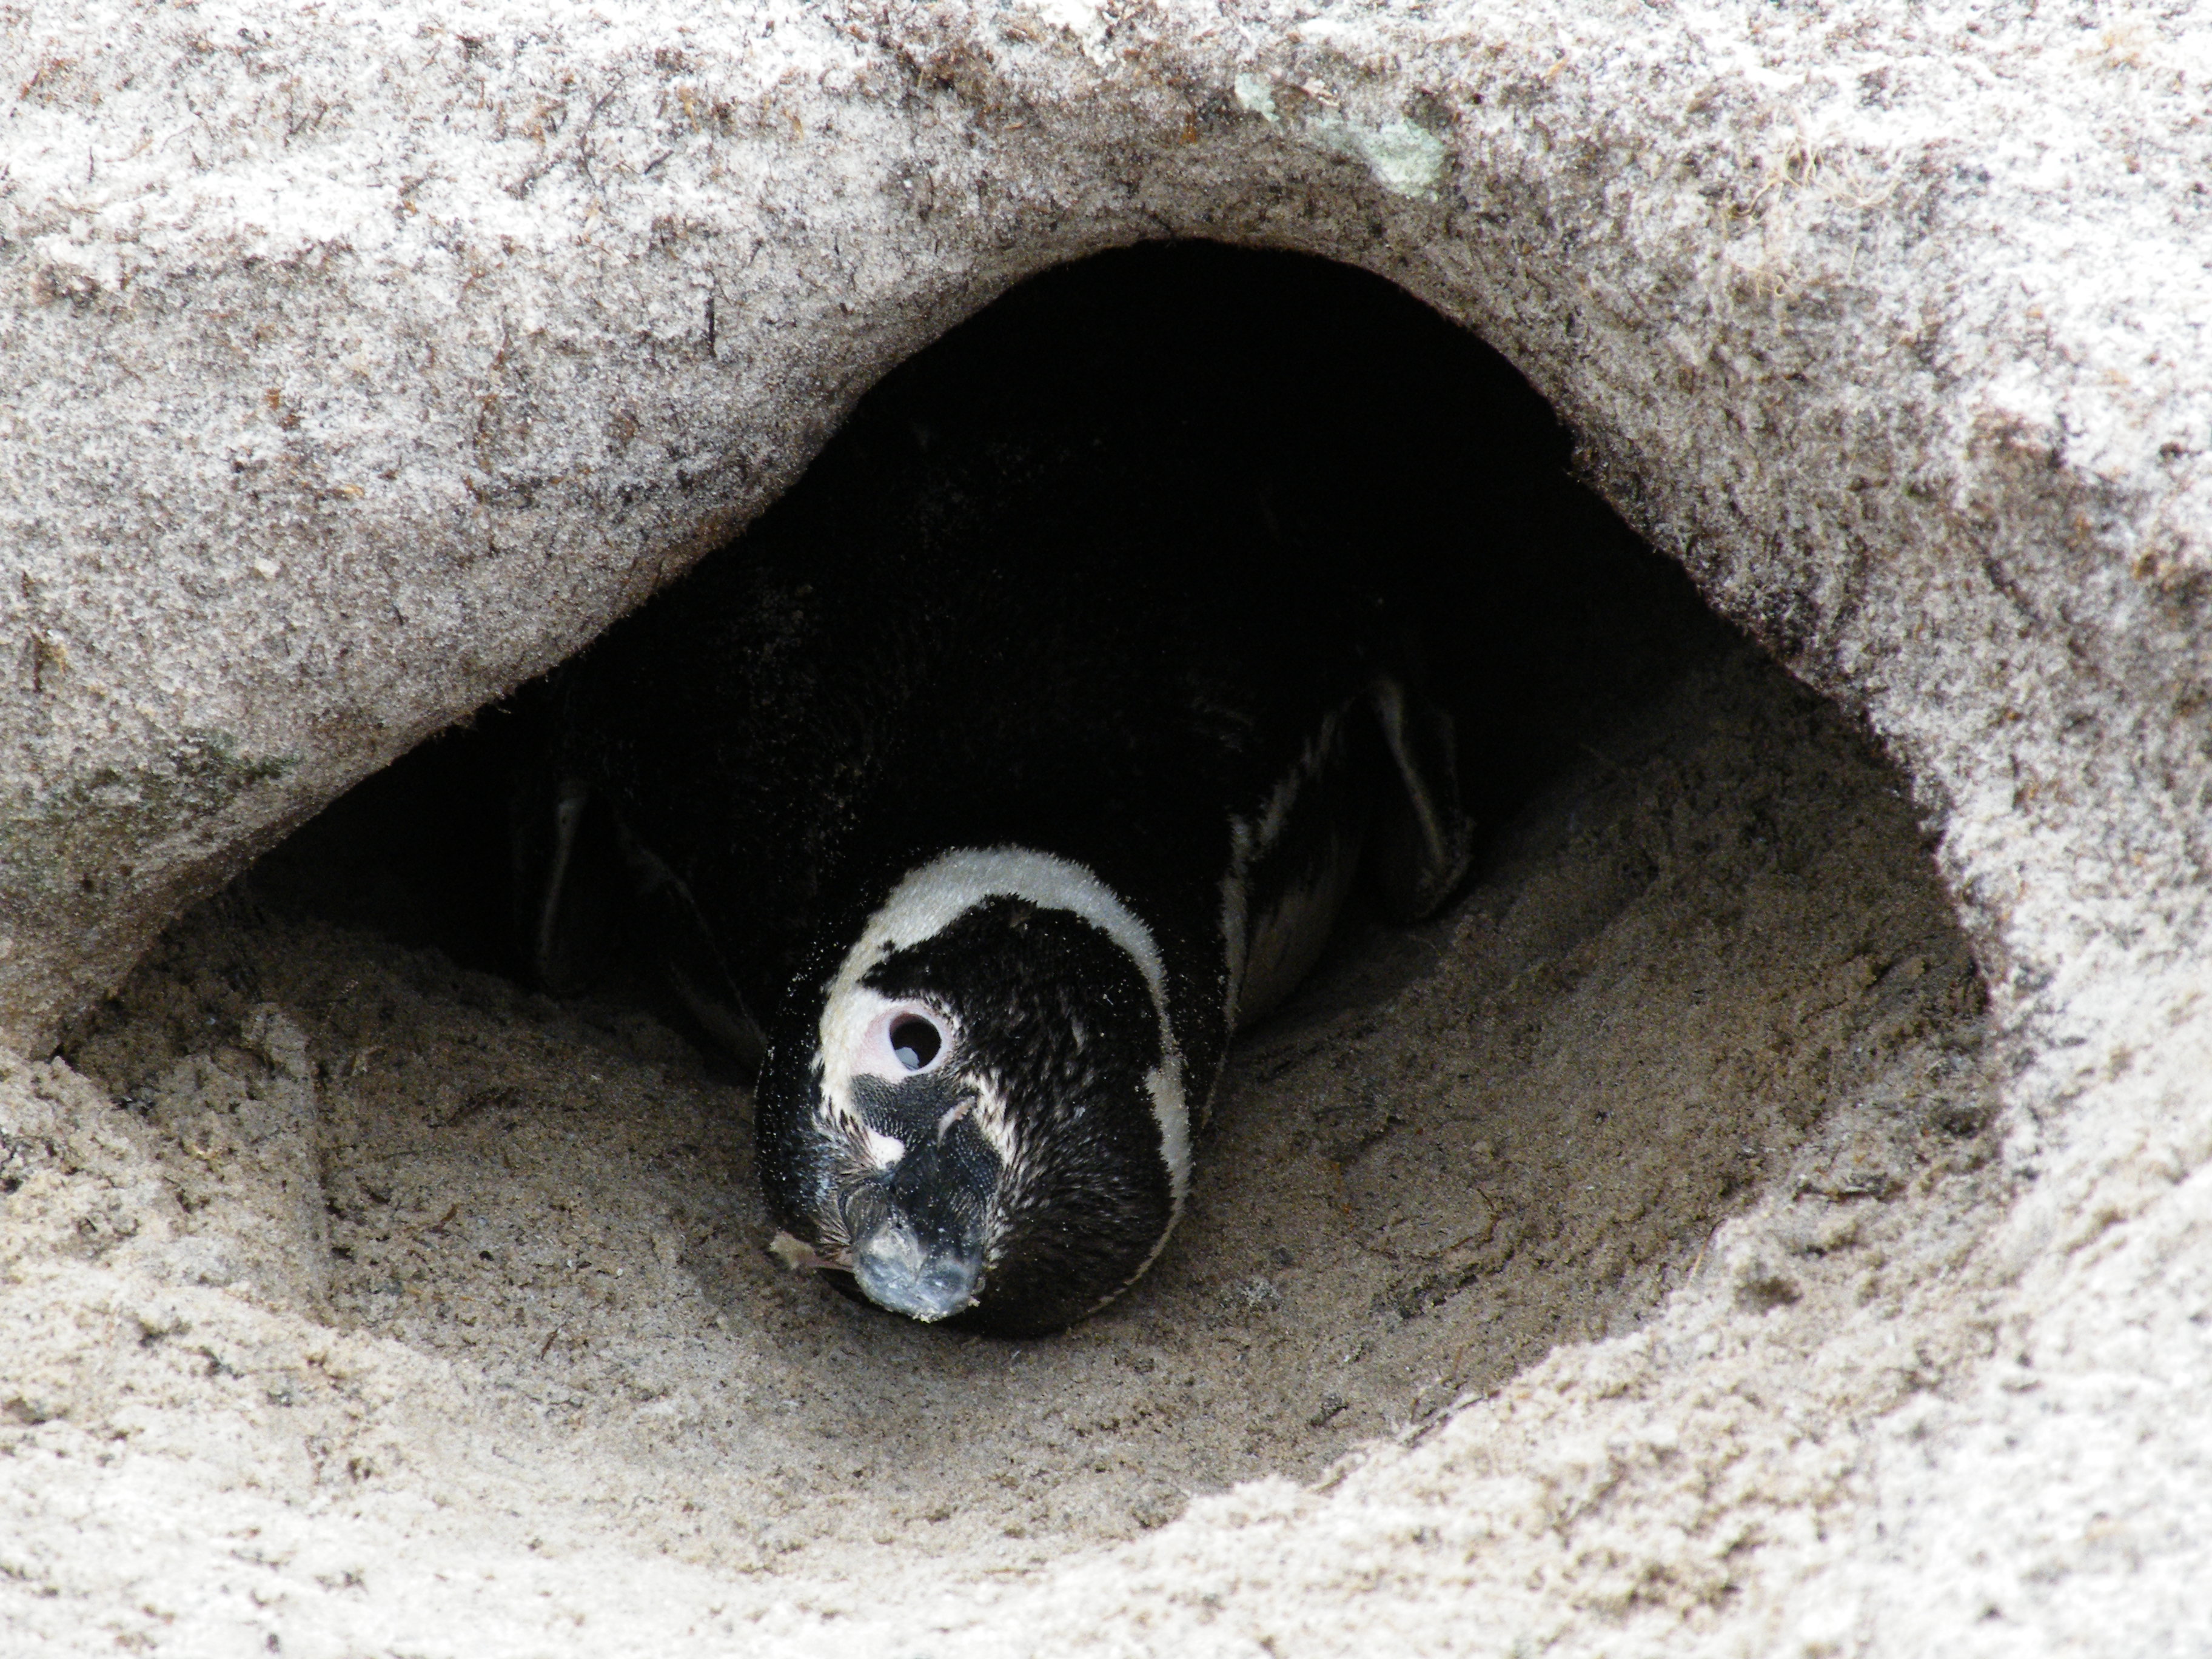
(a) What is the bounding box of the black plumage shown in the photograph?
[524,288,1470,1336]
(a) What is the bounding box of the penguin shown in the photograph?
[521,405,1470,1338]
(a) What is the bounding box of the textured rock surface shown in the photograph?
[4,1,2210,1654]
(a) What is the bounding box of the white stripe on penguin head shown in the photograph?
[817,846,1191,1207]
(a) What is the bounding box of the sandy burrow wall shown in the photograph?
[3,1,2210,1651]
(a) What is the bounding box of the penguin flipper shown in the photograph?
[613,825,770,1070]
[511,769,768,1068]
[511,768,623,996]
[1367,677,1472,922]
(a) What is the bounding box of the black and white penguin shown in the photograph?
[522,399,1470,1338]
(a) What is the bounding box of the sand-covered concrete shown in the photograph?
[5,0,2211,1652]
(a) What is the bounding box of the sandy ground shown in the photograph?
[0,598,1999,1647]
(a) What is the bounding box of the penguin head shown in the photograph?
[757,849,1190,1337]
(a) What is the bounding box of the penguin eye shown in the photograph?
[888,1014,943,1072]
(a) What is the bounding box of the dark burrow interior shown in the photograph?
[65,245,1994,1582]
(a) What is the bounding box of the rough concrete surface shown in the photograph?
[2,1,2210,1654]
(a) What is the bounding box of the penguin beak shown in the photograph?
[850,1218,982,1322]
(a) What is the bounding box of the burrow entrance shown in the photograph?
[64,246,1994,1587]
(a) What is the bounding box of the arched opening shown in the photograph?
[64,246,1992,1581]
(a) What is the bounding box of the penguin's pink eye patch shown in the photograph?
[837,1000,957,1085]
[888,1012,944,1072]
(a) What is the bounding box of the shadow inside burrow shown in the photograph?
[64,245,1993,1578]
